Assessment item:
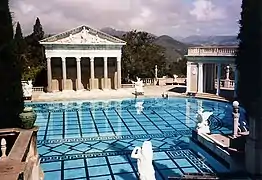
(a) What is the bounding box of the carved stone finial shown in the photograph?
[1,138,7,159]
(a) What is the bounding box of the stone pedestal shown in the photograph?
[224,79,231,88]
[245,117,262,178]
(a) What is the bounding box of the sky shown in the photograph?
[10,0,242,37]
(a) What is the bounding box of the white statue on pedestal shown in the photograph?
[131,77,144,95]
[22,80,33,98]
[196,108,213,133]
[135,101,144,114]
[131,141,156,180]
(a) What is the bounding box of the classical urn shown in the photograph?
[19,107,37,129]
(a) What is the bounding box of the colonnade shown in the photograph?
[187,62,238,97]
[46,56,122,92]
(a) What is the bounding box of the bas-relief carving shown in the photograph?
[56,27,112,44]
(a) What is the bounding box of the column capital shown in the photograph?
[198,62,203,67]
[117,56,121,62]
[90,57,94,62]
[47,57,51,61]
[103,57,108,61]
[76,57,81,62]
[61,57,66,62]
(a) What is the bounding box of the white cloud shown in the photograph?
[9,0,241,37]
[190,0,226,21]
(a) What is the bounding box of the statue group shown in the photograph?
[22,80,33,99]
[196,108,213,134]
[131,141,156,180]
[131,77,144,95]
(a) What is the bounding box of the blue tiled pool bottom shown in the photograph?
[29,98,246,179]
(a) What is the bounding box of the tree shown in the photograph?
[236,0,262,176]
[24,17,45,81]
[33,17,44,42]
[0,0,24,128]
[167,57,187,77]
[121,30,167,81]
[235,0,260,116]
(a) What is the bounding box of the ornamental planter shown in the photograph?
[19,107,37,129]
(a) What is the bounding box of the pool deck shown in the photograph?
[32,85,229,103]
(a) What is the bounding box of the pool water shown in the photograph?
[27,97,245,180]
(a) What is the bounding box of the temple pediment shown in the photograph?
[40,25,126,45]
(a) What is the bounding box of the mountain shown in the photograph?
[180,35,238,46]
[100,27,188,64]
[100,27,126,38]
[154,35,188,63]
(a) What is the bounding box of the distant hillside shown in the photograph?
[154,35,188,63]
[100,27,126,38]
[180,35,238,46]
[100,27,188,65]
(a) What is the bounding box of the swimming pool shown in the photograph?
[27,97,245,180]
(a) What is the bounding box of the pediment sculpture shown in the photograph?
[131,141,156,180]
[22,80,33,98]
[196,108,213,133]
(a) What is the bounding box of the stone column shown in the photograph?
[90,57,95,89]
[186,62,191,93]
[117,56,121,89]
[76,57,82,90]
[233,65,238,98]
[216,64,221,96]
[61,57,67,90]
[103,57,108,89]
[46,57,52,92]
[197,63,203,93]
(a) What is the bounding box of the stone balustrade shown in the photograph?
[187,46,237,57]
[215,79,235,90]
[32,87,44,92]
[0,127,44,180]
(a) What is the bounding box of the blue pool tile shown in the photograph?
[154,152,170,160]
[182,167,199,173]
[64,159,85,169]
[64,167,86,179]
[89,175,112,180]
[108,155,128,164]
[174,158,192,167]
[111,163,133,174]
[88,165,110,177]
[159,168,182,179]
[65,129,80,134]
[44,171,61,180]
[46,134,63,139]
[81,128,97,133]
[52,144,70,154]
[71,143,90,152]
[65,133,81,138]
[87,157,107,166]
[114,173,137,180]
[82,133,98,137]
[155,160,178,169]
[41,162,61,171]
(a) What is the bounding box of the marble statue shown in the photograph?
[155,65,158,79]
[173,74,178,83]
[135,101,144,114]
[131,77,144,95]
[196,108,213,133]
[131,141,156,180]
[22,80,33,98]
[232,101,240,137]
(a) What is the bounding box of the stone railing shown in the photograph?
[215,79,235,90]
[32,87,44,92]
[0,127,44,180]
[187,46,237,57]
[142,78,155,86]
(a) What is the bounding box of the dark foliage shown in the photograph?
[235,0,261,116]
[0,0,24,128]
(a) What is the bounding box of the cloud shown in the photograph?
[9,0,241,37]
[190,0,226,21]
